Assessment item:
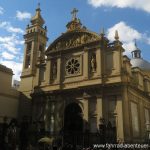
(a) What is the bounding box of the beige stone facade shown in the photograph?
[0,64,19,122]
[19,7,150,143]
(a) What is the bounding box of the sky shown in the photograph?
[0,0,150,80]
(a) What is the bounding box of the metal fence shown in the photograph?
[62,131,116,147]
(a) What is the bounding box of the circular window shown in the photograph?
[66,58,80,75]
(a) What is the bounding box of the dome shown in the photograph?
[130,41,150,71]
[130,58,150,70]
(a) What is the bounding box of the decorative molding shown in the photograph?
[47,31,101,53]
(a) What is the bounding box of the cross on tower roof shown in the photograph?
[36,2,41,11]
[71,8,78,20]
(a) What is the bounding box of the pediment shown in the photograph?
[46,30,101,53]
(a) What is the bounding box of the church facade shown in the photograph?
[19,7,150,144]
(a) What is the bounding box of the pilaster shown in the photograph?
[45,60,51,84]
[96,48,101,77]
[96,95,103,129]
[56,56,61,84]
[116,95,124,141]
[83,48,89,80]
[83,93,89,121]
[122,87,131,142]
[139,99,145,141]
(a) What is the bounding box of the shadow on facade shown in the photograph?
[29,87,117,149]
[18,93,32,120]
[62,102,116,147]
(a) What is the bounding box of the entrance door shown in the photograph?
[63,102,83,145]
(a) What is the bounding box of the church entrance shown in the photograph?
[63,102,83,145]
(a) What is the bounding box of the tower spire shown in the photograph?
[31,3,45,26]
[114,30,119,41]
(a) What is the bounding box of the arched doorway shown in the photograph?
[64,102,83,132]
[63,102,83,145]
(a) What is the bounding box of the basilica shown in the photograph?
[19,6,150,145]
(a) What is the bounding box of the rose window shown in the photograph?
[66,58,80,75]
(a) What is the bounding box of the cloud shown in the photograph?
[107,21,143,56]
[0,21,7,28]
[0,6,4,15]
[0,34,24,80]
[107,21,142,42]
[1,52,15,60]
[88,0,150,13]
[0,21,24,81]
[0,21,24,34]
[0,60,22,80]
[16,11,31,20]
[0,34,24,54]
[7,26,24,34]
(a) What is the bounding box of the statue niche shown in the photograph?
[90,53,97,72]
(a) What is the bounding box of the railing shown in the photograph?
[62,131,116,147]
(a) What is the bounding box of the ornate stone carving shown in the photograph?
[65,57,80,76]
[48,32,100,51]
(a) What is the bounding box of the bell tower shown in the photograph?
[20,4,48,97]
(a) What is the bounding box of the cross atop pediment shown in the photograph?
[71,8,78,20]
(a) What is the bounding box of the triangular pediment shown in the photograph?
[46,30,101,53]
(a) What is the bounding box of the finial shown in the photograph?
[71,8,78,20]
[36,2,41,11]
[114,30,119,41]
[134,39,137,48]
[100,27,105,35]
[132,39,141,58]
[134,39,140,51]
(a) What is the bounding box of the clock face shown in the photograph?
[65,57,80,76]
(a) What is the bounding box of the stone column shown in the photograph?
[96,95,103,129]
[96,48,101,77]
[82,92,90,132]
[31,40,36,70]
[122,87,131,142]
[82,92,89,121]
[44,96,49,131]
[55,96,64,133]
[43,96,56,135]
[116,95,124,142]
[89,98,97,133]
[45,60,51,84]
[56,56,61,83]
[50,101,55,135]
[139,100,145,141]
[83,48,89,80]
